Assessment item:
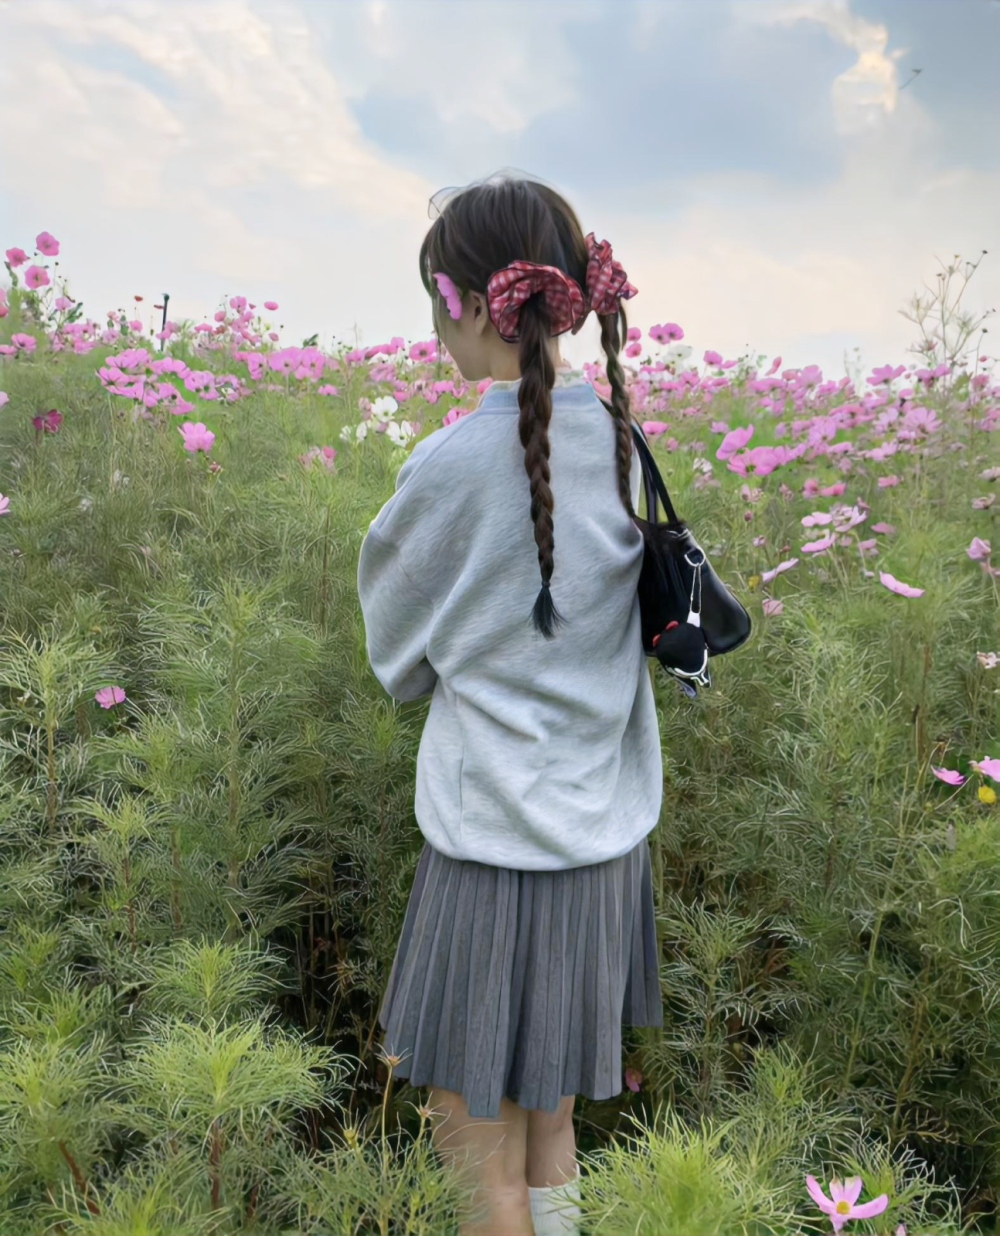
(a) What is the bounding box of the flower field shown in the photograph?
[0,231,997,1234]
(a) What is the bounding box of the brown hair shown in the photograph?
[419,171,637,639]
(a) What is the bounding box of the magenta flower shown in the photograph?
[967,537,991,561]
[762,598,784,616]
[805,1175,889,1234]
[649,323,684,344]
[872,522,896,535]
[716,424,754,460]
[974,757,1000,782]
[877,475,901,488]
[5,247,28,267]
[761,557,798,584]
[25,265,50,290]
[264,300,279,311]
[178,421,216,453]
[36,231,60,256]
[624,1066,643,1092]
[94,685,126,709]
[932,767,966,786]
[11,333,37,352]
[879,571,924,598]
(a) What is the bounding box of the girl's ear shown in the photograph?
[470,291,490,336]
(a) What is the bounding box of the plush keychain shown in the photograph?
[649,547,712,698]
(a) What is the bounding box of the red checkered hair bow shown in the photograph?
[577,232,638,326]
[486,261,586,344]
[486,235,638,344]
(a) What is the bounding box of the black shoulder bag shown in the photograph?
[600,399,752,696]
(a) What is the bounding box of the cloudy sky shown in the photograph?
[1,0,997,382]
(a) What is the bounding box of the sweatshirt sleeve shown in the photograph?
[357,523,439,702]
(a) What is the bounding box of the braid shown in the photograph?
[599,307,637,518]
[517,295,565,639]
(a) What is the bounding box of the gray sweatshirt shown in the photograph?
[356,376,663,871]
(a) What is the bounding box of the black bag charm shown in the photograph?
[603,403,752,696]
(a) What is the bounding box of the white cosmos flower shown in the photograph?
[339,425,353,442]
[371,396,398,423]
[386,419,416,447]
[355,421,368,441]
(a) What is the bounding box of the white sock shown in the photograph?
[528,1162,582,1236]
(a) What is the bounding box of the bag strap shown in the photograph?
[629,421,681,524]
[595,396,681,524]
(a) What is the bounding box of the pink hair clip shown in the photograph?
[433,271,463,321]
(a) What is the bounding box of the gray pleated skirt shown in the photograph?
[376,832,662,1120]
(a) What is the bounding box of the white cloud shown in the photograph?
[732,0,909,135]
[0,0,996,382]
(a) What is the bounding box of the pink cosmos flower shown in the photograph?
[624,1066,643,1092]
[178,421,216,453]
[761,558,798,584]
[94,685,126,709]
[871,522,896,535]
[5,247,28,267]
[967,537,991,561]
[0,392,8,409]
[0,493,9,515]
[877,475,901,487]
[833,505,867,532]
[229,295,247,312]
[716,424,754,460]
[932,767,966,786]
[25,265,50,289]
[801,512,833,527]
[762,598,784,616]
[805,1175,888,1234]
[802,535,835,553]
[36,231,60,256]
[12,332,37,352]
[32,409,62,432]
[973,757,1000,782]
[880,570,924,598]
[819,482,846,497]
[649,323,683,344]
[264,300,279,311]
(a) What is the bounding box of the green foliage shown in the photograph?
[0,282,997,1231]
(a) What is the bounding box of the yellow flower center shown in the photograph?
[835,1200,851,1214]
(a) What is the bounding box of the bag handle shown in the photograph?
[595,396,680,524]
[629,421,681,525]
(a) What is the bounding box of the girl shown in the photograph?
[357,171,664,1236]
